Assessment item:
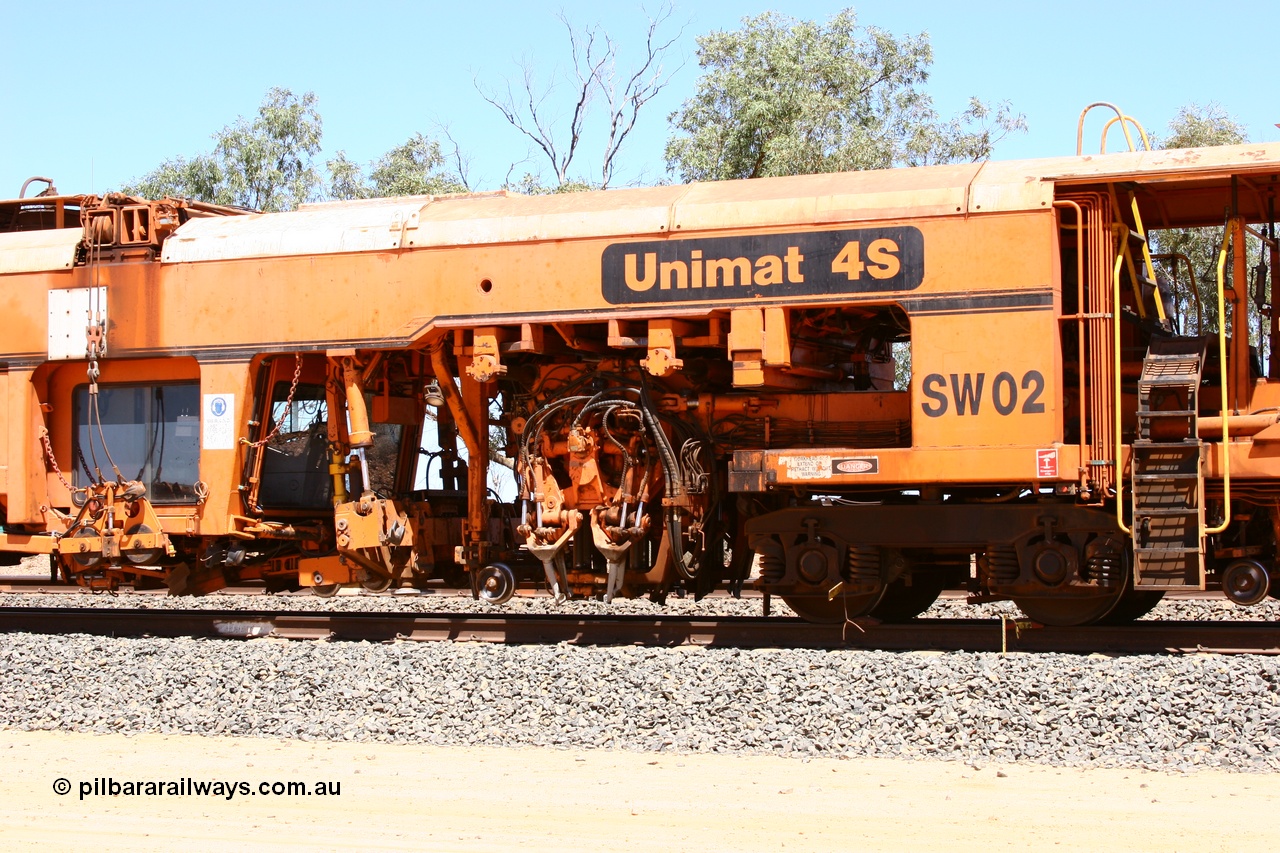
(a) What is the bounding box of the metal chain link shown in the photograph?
[39,429,74,493]
[75,445,94,481]
[245,353,304,448]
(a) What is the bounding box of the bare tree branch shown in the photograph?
[476,6,682,190]
[599,3,685,187]
[434,122,474,192]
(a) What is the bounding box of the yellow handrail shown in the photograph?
[1129,194,1166,322]
[1100,115,1153,154]
[1113,252,1131,535]
[1076,103,1152,155]
[1205,230,1233,535]
[1078,103,1129,155]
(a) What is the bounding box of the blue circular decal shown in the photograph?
[210,397,227,417]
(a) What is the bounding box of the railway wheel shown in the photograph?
[1013,535,1132,627]
[1013,588,1125,627]
[870,574,946,623]
[122,524,164,566]
[361,573,394,593]
[781,588,886,624]
[69,527,103,568]
[311,583,340,598]
[476,563,516,605]
[1222,559,1271,606]
[1099,588,1164,624]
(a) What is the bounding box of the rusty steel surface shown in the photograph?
[1,607,1277,655]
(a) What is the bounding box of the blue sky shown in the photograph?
[3,0,1277,198]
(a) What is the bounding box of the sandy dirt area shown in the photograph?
[0,729,1272,852]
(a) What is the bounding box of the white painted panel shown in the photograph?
[48,287,106,361]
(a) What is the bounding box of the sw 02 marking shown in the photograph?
[919,371,1047,417]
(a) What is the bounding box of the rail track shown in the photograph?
[0,575,1233,600]
[1,606,1278,654]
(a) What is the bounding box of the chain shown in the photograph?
[76,444,94,481]
[245,353,304,448]
[39,429,74,493]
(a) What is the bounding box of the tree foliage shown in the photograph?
[1156,103,1248,151]
[124,88,323,212]
[1150,104,1251,337]
[663,8,1024,183]
[327,134,469,200]
[477,6,682,191]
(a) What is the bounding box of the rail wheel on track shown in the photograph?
[1100,588,1165,624]
[360,574,394,593]
[1013,588,1127,627]
[477,563,516,605]
[870,574,947,623]
[1013,535,1138,627]
[781,588,885,624]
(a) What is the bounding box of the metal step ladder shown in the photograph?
[1130,337,1208,588]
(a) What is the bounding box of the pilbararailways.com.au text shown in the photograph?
[54,777,341,801]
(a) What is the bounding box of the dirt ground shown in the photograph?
[0,729,1272,852]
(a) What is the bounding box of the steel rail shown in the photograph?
[1,607,1278,655]
[0,580,282,595]
[0,578,1244,602]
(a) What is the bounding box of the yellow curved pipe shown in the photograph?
[1100,115,1153,154]
[1205,235,1232,535]
[1077,102,1127,155]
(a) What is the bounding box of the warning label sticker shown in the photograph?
[1036,448,1058,479]
[780,455,833,480]
[833,457,880,475]
[203,394,235,450]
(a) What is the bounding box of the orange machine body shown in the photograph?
[2,142,1278,622]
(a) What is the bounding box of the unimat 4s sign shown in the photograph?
[600,227,924,304]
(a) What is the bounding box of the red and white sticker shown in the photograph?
[833,457,879,474]
[1035,448,1058,479]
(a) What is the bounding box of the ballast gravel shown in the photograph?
[3,586,1280,624]
[6,553,1280,620]
[1,631,1278,773]
[4,559,1279,772]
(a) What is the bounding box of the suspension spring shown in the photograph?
[1086,541,1125,589]
[846,545,881,585]
[982,544,1020,585]
[758,545,785,584]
